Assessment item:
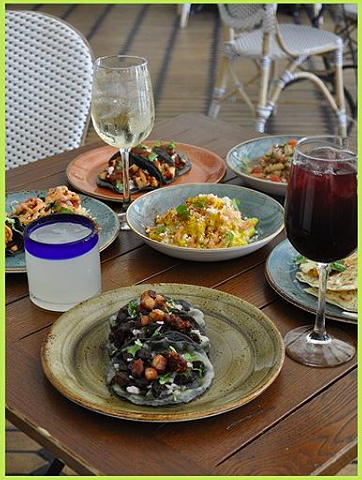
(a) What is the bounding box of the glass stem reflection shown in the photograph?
[121,148,131,208]
[309,262,330,342]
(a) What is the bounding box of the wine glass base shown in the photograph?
[117,212,131,231]
[284,325,355,367]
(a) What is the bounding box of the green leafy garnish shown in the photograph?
[151,326,163,337]
[158,372,174,384]
[183,353,198,363]
[135,143,148,150]
[125,339,143,357]
[152,141,162,148]
[115,180,123,191]
[169,345,177,353]
[165,296,178,311]
[176,204,190,219]
[193,199,207,209]
[294,255,306,265]
[225,232,234,244]
[128,299,138,317]
[147,152,158,162]
[232,198,240,210]
[57,207,74,214]
[330,261,346,272]
[155,225,166,235]
[167,141,176,151]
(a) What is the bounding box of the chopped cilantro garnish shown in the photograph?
[167,141,176,151]
[127,299,138,317]
[232,198,240,210]
[165,296,178,311]
[115,180,123,191]
[125,339,143,357]
[330,261,346,272]
[158,372,173,384]
[294,255,306,265]
[225,232,234,244]
[193,199,207,209]
[58,207,74,214]
[147,152,158,162]
[151,326,163,337]
[155,225,166,235]
[183,352,198,363]
[176,204,190,219]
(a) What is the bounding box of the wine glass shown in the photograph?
[91,55,155,229]
[284,136,357,367]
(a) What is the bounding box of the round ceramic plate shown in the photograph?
[66,142,226,203]
[6,190,120,273]
[265,239,357,324]
[41,284,285,422]
[126,183,284,262]
[226,135,304,197]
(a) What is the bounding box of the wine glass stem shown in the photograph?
[121,148,131,208]
[310,262,330,342]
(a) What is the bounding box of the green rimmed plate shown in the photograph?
[6,190,120,273]
[41,284,285,422]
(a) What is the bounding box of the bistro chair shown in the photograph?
[6,11,94,169]
[208,4,348,136]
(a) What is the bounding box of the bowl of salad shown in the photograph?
[126,183,284,262]
[226,135,304,197]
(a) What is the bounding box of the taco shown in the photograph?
[107,336,214,406]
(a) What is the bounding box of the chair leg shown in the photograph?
[334,41,347,137]
[256,34,273,133]
[208,55,229,118]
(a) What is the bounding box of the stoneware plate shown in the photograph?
[41,284,285,422]
[126,183,284,262]
[265,239,357,324]
[66,142,226,203]
[226,135,304,197]
[6,190,120,273]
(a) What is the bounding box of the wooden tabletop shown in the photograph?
[6,113,357,476]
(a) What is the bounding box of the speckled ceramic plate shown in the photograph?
[66,142,226,203]
[265,239,357,324]
[6,190,120,273]
[226,135,304,197]
[126,183,284,262]
[41,284,285,422]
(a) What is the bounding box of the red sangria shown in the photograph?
[284,136,356,367]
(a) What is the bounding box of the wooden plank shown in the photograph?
[215,369,357,476]
[6,298,356,476]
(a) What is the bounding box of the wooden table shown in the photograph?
[6,113,357,476]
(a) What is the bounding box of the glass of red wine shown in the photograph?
[284,136,357,367]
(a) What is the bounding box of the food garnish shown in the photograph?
[97,141,191,194]
[249,139,297,183]
[107,290,214,406]
[5,186,91,256]
[146,194,258,249]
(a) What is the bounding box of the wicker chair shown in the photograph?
[208,4,348,136]
[6,11,94,169]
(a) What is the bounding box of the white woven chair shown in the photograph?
[6,11,94,170]
[208,4,348,136]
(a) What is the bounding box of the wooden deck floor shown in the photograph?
[6,3,357,476]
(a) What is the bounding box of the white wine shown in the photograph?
[91,106,154,150]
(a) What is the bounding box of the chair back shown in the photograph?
[6,11,94,169]
[218,5,266,31]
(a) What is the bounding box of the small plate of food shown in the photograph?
[226,135,304,197]
[66,141,226,203]
[5,186,120,273]
[41,284,284,422]
[126,183,284,262]
[265,239,357,324]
